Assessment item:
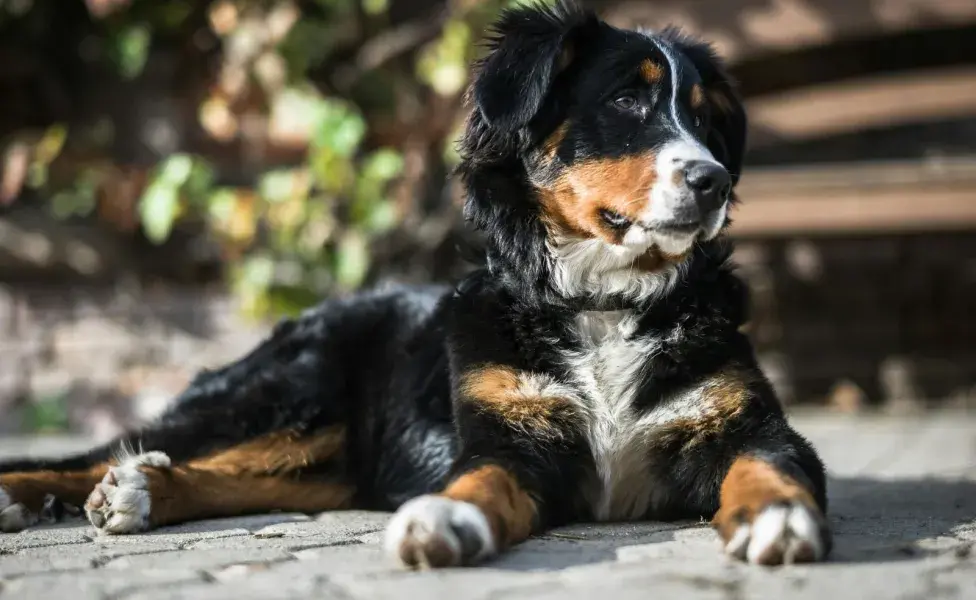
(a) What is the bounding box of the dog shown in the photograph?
[0,1,830,567]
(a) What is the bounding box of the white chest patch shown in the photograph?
[562,310,705,521]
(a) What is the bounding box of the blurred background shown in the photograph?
[0,0,974,439]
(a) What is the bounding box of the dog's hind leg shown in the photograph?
[0,308,355,532]
[82,426,354,534]
[0,465,110,531]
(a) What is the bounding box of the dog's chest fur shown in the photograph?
[562,309,687,521]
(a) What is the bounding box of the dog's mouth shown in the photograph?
[630,221,703,257]
[650,220,702,236]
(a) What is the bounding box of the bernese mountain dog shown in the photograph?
[0,1,830,567]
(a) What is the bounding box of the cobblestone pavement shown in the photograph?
[1,412,975,599]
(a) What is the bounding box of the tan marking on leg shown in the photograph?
[186,427,346,476]
[655,369,753,450]
[639,58,664,84]
[711,456,817,544]
[692,370,752,437]
[460,365,577,435]
[141,427,351,526]
[1,466,109,512]
[143,468,355,527]
[442,465,537,550]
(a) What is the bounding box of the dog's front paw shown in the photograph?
[384,495,496,568]
[85,451,170,535]
[721,500,830,565]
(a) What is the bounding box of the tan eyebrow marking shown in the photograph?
[639,58,664,84]
[690,84,705,109]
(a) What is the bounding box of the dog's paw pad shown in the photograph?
[85,452,169,535]
[725,501,829,565]
[384,495,495,568]
[0,487,36,533]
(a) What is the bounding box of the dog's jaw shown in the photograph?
[546,236,688,305]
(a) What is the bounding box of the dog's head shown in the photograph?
[459,1,746,304]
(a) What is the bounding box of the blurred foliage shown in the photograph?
[23,393,70,433]
[0,0,553,319]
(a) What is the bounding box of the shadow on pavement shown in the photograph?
[489,475,976,571]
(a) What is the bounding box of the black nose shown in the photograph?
[683,161,731,213]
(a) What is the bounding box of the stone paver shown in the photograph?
[2,412,975,599]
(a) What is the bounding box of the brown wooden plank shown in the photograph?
[732,157,976,235]
[600,0,976,63]
[746,67,976,143]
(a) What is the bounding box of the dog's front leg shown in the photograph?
[384,462,537,569]
[385,363,584,568]
[712,452,831,565]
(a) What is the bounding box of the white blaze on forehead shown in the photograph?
[645,35,717,161]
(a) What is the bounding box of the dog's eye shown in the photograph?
[612,95,638,111]
[693,115,703,128]
[599,209,631,229]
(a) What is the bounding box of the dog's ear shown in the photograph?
[473,1,592,132]
[666,33,747,186]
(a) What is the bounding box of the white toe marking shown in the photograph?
[384,495,496,566]
[725,523,751,559]
[729,502,826,565]
[746,504,790,563]
[88,451,170,535]
[786,502,825,560]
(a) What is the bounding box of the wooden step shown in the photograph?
[746,66,976,144]
[731,156,976,235]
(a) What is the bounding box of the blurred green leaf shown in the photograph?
[417,19,471,95]
[313,101,366,157]
[267,284,323,317]
[260,169,302,203]
[26,162,47,189]
[206,188,238,223]
[158,153,194,187]
[24,394,69,433]
[334,230,369,289]
[35,124,67,164]
[363,199,397,233]
[242,254,276,289]
[184,158,215,203]
[154,3,193,30]
[273,87,330,141]
[50,170,98,219]
[232,253,279,318]
[443,134,463,167]
[309,150,352,193]
[139,180,179,243]
[362,148,403,182]
[361,0,389,16]
[112,23,152,79]
[278,19,341,77]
